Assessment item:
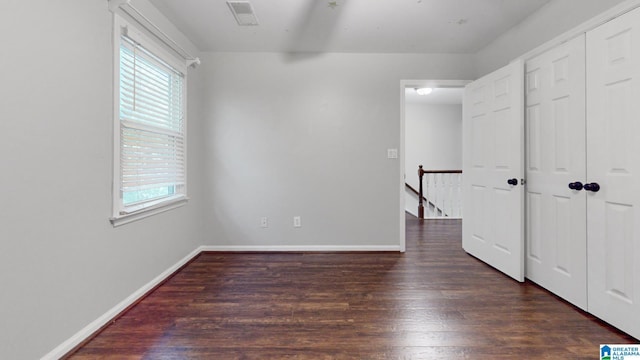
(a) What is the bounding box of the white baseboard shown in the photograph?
[405,208,418,217]
[42,244,399,359]
[41,246,205,360]
[200,245,402,252]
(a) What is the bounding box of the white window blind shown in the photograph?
[117,35,186,214]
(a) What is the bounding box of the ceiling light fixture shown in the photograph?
[415,88,433,95]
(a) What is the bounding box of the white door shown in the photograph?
[587,7,640,339]
[525,35,588,310]
[463,60,525,282]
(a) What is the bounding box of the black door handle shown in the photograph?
[507,178,518,186]
[584,182,600,192]
[568,181,583,191]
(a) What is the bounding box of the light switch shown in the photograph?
[387,148,398,159]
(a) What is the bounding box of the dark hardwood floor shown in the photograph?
[67,214,636,359]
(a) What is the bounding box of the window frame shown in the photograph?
[111,15,189,227]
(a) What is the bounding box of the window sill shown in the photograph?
[110,196,189,227]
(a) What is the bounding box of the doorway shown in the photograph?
[399,80,470,252]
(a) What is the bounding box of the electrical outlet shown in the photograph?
[387,148,398,159]
[293,216,301,228]
[260,217,268,228]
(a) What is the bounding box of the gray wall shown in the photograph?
[0,1,204,358]
[475,0,629,75]
[200,52,475,248]
[404,103,463,216]
[405,103,463,183]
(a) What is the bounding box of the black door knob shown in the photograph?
[569,181,583,191]
[507,178,518,186]
[584,182,600,192]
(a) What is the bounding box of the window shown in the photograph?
[112,17,188,225]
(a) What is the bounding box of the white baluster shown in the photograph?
[425,173,429,217]
[457,173,462,217]
[448,173,453,217]
[433,174,437,217]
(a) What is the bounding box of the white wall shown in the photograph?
[475,0,628,75]
[0,1,204,359]
[200,52,475,248]
[405,103,462,183]
[404,103,462,216]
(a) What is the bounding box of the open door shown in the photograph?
[462,60,525,282]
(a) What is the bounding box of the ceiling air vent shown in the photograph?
[227,1,259,26]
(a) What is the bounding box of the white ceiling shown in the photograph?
[405,87,463,105]
[148,0,552,53]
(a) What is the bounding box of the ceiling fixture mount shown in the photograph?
[415,88,433,95]
[227,1,259,26]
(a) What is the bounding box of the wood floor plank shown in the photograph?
[66,215,637,359]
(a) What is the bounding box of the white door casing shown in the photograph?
[586,6,640,339]
[524,35,588,310]
[462,60,525,282]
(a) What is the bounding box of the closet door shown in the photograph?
[525,35,587,310]
[587,6,640,339]
[463,60,525,282]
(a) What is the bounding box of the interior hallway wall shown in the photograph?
[405,103,462,182]
[404,103,462,216]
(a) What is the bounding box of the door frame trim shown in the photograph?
[399,79,471,252]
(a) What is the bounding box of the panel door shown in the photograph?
[525,35,588,310]
[587,7,640,339]
[463,60,525,282]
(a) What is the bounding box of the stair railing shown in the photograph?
[418,166,463,219]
